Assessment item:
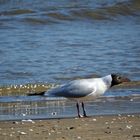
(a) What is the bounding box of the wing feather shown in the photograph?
[48,80,96,98]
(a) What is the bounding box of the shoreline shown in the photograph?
[0,114,140,140]
[0,95,140,121]
[0,112,140,122]
[0,81,140,96]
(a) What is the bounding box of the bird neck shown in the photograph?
[102,75,112,89]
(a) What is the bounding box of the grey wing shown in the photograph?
[48,80,95,98]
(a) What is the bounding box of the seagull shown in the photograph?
[31,74,130,117]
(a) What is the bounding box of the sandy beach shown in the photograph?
[0,114,140,140]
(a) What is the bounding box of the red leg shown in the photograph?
[82,102,87,117]
[76,102,82,118]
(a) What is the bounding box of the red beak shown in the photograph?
[122,77,131,82]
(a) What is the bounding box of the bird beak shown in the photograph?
[122,77,131,82]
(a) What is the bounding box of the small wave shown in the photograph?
[22,17,57,25]
[53,74,100,81]
[0,9,34,16]
[43,1,140,22]
[68,2,139,20]
[4,70,33,78]
[0,0,139,24]
[46,12,74,21]
[69,9,107,20]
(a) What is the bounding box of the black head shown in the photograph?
[111,74,130,87]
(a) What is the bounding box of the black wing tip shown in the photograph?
[27,91,46,96]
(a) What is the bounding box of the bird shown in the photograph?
[30,74,130,117]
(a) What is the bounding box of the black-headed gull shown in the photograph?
[31,74,130,117]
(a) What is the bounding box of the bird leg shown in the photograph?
[76,102,82,118]
[82,102,87,117]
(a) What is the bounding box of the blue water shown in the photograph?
[0,88,140,121]
[0,94,140,121]
[0,0,140,86]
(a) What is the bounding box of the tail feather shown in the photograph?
[27,91,46,96]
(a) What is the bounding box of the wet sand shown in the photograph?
[0,114,140,140]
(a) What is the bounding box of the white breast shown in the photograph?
[72,78,110,102]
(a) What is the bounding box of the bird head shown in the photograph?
[111,74,130,87]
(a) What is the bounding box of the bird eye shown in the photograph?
[117,76,121,80]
